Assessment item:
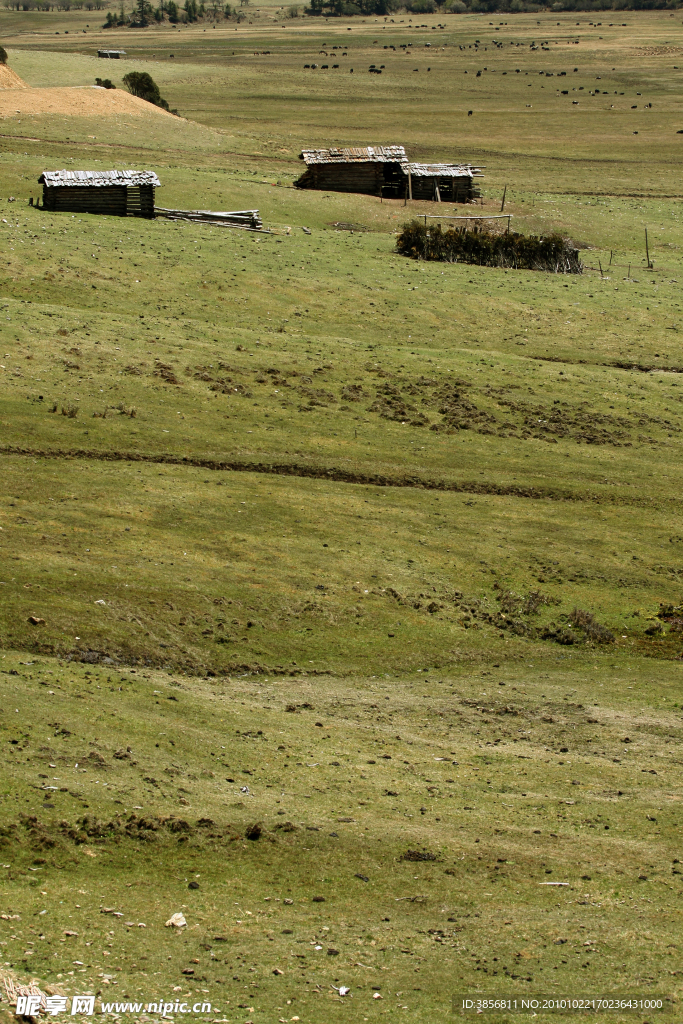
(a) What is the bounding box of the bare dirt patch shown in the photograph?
[0,64,29,90]
[0,86,178,119]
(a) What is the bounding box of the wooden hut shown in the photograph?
[38,169,160,218]
[295,146,408,197]
[402,163,483,203]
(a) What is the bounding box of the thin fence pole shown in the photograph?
[645,228,651,269]
[500,184,507,213]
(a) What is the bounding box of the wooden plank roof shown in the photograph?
[38,169,161,188]
[299,146,407,165]
[403,163,483,177]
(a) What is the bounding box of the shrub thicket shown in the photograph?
[123,71,171,111]
[95,77,116,89]
[0,45,8,64]
[396,219,582,274]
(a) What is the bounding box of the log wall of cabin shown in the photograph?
[295,163,404,196]
[408,176,477,202]
[42,185,155,218]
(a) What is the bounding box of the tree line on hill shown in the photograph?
[1,0,676,13]
[103,0,245,26]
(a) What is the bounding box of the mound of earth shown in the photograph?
[0,86,179,118]
[0,63,29,89]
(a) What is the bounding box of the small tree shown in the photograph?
[135,0,153,22]
[123,70,170,109]
[166,0,178,17]
[0,46,8,64]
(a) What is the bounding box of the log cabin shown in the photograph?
[38,169,160,218]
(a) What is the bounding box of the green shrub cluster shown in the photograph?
[0,45,7,64]
[396,219,582,274]
[123,71,176,114]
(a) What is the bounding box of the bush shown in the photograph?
[407,0,436,10]
[568,607,615,643]
[445,0,467,9]
[0,46,7,65]
[122,71,170,110]
[95,76,116,88]
[396,219,583,274]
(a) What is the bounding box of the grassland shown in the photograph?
[0,9,682,1023]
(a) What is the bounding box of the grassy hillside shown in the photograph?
[0,651,680,1023]
[0,11,682,1022]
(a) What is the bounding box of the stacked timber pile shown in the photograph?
[155,207,263,230]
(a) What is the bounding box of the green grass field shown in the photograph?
[0,10,682,1023]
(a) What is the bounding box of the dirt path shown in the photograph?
[0,444,666,507]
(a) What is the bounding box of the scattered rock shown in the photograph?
[165,912,187,928]
[28,616,46,626]
[188,881,200,890]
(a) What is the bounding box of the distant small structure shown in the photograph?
[38,169,160,218]
[402,163,482,203]
[98,49,126,58]
[295,146,408,198]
